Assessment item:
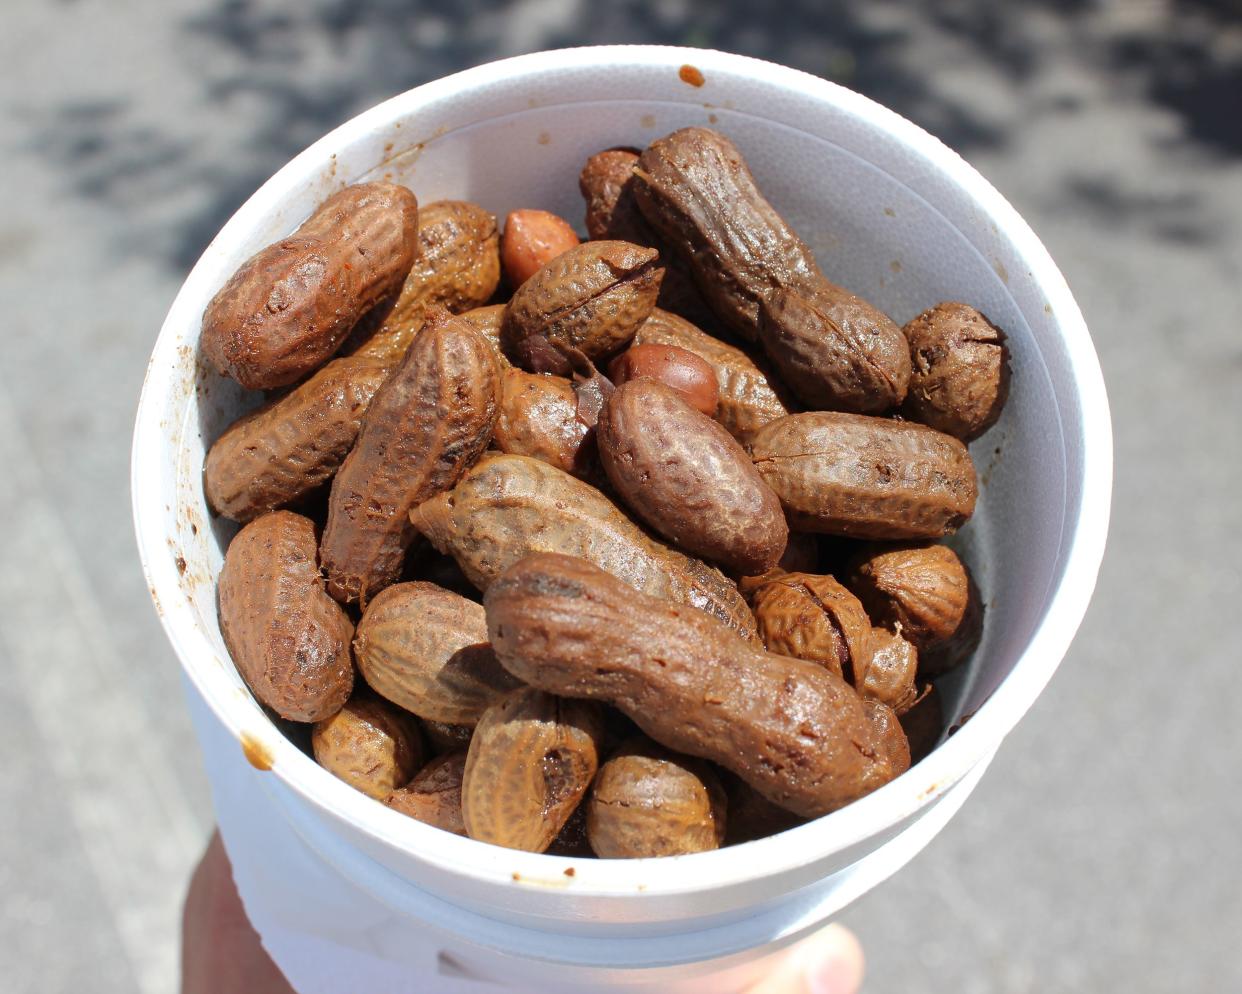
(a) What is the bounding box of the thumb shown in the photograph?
[745,923,865,994]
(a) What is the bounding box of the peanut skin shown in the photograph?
[607,343,719,416]
[202,182,419,389]
[350,201,500,365]
[353,581,521,725]
[484,554,908,817]
[749,412,977,539]
[461,688,603,852]
[597,379,787,575]
[410,454,758,640]
[312,694,423,800]
[634,128,910,412]
[320,309,501,606]
[633,308,791,441]
[501,240,664,373]
[217,511,354,722]
[501,209,580,287]
[204,355,391,522]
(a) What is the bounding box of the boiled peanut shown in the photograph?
[846,543,971,652]
[493,368,595,478]
[751,572,873,682]
[597,379,787,575]
[903,302,1011,441]
[321,309,501,606]
[385,752,468,835]
[217,511,354,722]
[607,343,719,416]
[353,581,521,725]
[484,554,908,817]
[350,201,500,365]
[202,182,419,389]
[312,694,423,800]
[204,355,391,522]
[461,688,603,852]
[633,128,910,412]
[749,412,977,539]
[410,453,758,640]
[501,209,580,287]
[633,308,790,441]
[587,738,726,858]
[501,240,664,374]
[858,627,920,715]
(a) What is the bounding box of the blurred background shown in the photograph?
[1,1,1239,991]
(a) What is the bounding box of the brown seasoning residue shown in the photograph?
[640,114,656,128]
[563,867,576,878]
[537,131,552,146]
[241,732,274,771]
[889,259,902,274]
[679,64,705,87]
[175,555,187,575]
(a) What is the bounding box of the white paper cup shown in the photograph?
[132,46,1111,993]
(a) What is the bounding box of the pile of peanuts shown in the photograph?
[203,127,1010,857]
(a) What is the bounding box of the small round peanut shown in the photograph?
[607,344,719,416]
[312,695,424,801]
[501,209,580,287]
[386,752,468,835]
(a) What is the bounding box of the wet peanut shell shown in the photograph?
[578,148,717,326]
[633,128,820,341]
[903,302,1011,441]
[410,454,757,640]
[493,368,595,478]
[204,356,391,522]
[597,379,787,575]
[587,737,727,858]
[349,201,500,365]
[202,182,419,389]
[353,581,521,725]
[920,570,984,677]
[759,282,910,413]
[632,308,791,441]
[501,240,664,371]
[320,309,501,606]
[749,412,977,539]
[846,543,970,652]
[217,511,354,722]
[751,572,873,683]
[385,751,468,835]
[858,627,920,715]
[484,553,908,817]
[863,699,912,775]
[461,688,603,852]
[311,694,423,800]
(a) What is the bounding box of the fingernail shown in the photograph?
[804,926,864,994]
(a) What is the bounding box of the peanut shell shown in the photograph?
[312,694,423,800]
[385,752,468,835]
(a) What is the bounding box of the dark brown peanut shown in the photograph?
[578,148,715,325]
[385,752,468,835]
[501,240,664,374]
[751,572,873,683]
[217,511,354,722]
[350,201,500,365]
[461,688,603,852]
[903,302,1011,441]
[586,738,727,858]
[749,412,977,539]
[501,209,580,287]
[410,454,758,640]
[846,543,971,652]
[204,356,391,522]
[633,309,791,441]
[353,582,521,725]
[858,627,920,715]
[597,379,787,575]
[633,128,910,412]
[493,368,594,477]
[202,182,419,389]
[758,281,911,414]
[484,554,908,817]
[607,343,719,416]
[321,309,501,606]
[312,694,423,800]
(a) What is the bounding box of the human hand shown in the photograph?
[182,830,863,994]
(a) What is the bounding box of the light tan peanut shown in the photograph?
[312,694,423,800]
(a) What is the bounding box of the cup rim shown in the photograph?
[132,44,1112,901]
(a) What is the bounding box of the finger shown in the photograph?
[744,923,865,994]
